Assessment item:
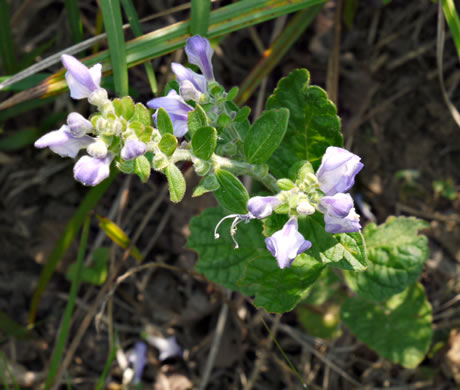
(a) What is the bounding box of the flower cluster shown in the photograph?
[147,36,214,137]
[215,146,363,269]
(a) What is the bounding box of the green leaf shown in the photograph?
[0,0,17,74]
[226,86,239,101]
[113,96,135,120]
[134,155,151,183]
[190,0,211,35]
[188,207,325,313]
[192,174,220,197]
[297,302,341,339]
[244,108,289,164]
[188,104,208,136]
[0,310,29,339]
[64,0,84,43]
[158,133,178,156]
[344,217,429,302]
[266,69,342,178]
[165,163,186,203]
[157,107,174,135]
[341,283,433,368]
[131,103,152,126]
[100,0,128,96]
[214,169,249,214]
[192,126,217,160]
[263,213,367,272]
[66,247,109,286]
[442,0,460,61]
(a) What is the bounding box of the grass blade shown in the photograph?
[236,5,322,105]
[100,0,128,96]
[95,340,118,390]
[44,217,91,390]
[442,0,460,61]
[0,0,17,74]
[0,310,29,339]
[64,0,84,43]
[0,357,11,390]
[191,0,211,35]
[120,0,158,93]
[28,169,117,324]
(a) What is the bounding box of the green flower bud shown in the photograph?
[277,178,296,191]
[152,153,169,170]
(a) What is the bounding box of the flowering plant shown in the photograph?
[35,35,432,369]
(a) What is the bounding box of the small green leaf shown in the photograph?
[157,107,174,135]
[165,163,186,203]
[66,247,109,286]
[134,155,151,182]
[113,96,135,120]
[234,105,251,122]
[192,174,220,197]
[341,283,433,368]
[226,86,239,101]
[192,126,217,160]
[159,133,177,156]
[116,159,135,174]
[217,113,231,128]
[244,108,289,164]
[344,217,429,301]
[131,103,152,126]
[188,104,208,136]
[297,302,341,339]
[214,169,249,214]
[266,69,343,177]
[129,120,145,138]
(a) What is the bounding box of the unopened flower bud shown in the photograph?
[87,139,108,158]
[296,201,315,216]
[88,88,109,107]
[121,139,147,161]
[153,153,169,170]
[180,80,203,102]
[248,196,281,219]
[67,112,93,137]
[193,159,211,176]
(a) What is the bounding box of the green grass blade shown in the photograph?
[100,0,128,96]
[0,357,11,390]
[95,341,118,390]
[442,0,460,60]
[44,217,91,390]
[191,0,211,35]
[64,0,84,43]
[0,352,19,390]
[120,0,158,93]
[237,5,322,105]
[0,0,17,74]
[28,169,117,324]
[0,310,29,339]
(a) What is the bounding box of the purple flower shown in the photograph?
[247,196,281,219]
[145,335,183,361]
[319,193,361,233]
[316,147,363,196]
[34,125,94,158]
[121,139,147,160]
[67,112,93,137]
[265,217,312,269]
[185,35,215,81]
[171,62,207,94]
[127,342,147,385]
[73,153,113,186]
[61,54,102,99]
[324,207,361,234]
[147,90,193,137]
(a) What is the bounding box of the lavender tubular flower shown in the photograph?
[73,153,113,186]
[171,62,207,93]
[127,342,147,385]
[247,196,281,219]
[185,35,215,81]
[324,207,361,234]
[265,217,312,269]
[319,193,361,233]
[61,54,102,99]
[316,146,364,196]
[145,335,183,361]
[34,125,94,158]
[67,112,93,137]
[121,139,147,160]
[147,90,193,137]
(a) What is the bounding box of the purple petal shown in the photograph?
[171,62,207,93]
[316,147,364,196]
[185,35,215,81]
[62,55,101,99]
[265,217,312,269]
[34,125,94,158]
[147,90,193,113]
[121,139,147,160]
[67,112,93,137]
[128,342,147,384]
[146,335,183,362]
[73,153,113,186]
[319,193,354,218]
[247,196,281,219]
[152,109,190,138]
[324,207,361,234]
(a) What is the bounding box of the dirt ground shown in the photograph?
[1,0,460,389]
